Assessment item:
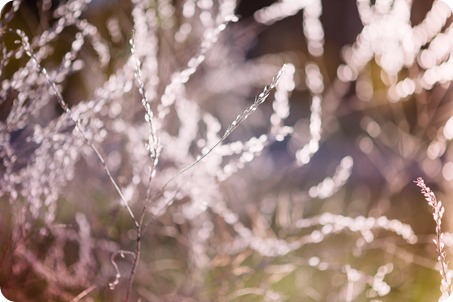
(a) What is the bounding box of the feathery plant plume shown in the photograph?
[13,27,137,225]
[415,177,452,300]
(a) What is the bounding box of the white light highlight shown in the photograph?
[0,0,11,13]
[440,0,453,12]
[443,162,453,181]
[444,116,453,140]
[0,289,13,302]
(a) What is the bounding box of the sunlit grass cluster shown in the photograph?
[1,0,453,301]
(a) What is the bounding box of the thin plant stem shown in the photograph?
[415,177,451,297]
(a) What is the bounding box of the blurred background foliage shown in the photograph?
[1,0,453,301]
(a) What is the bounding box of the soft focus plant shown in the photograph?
[0,0,453,301]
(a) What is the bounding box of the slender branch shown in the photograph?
[122,35,162,300]
[124,205,146,302]
[150,64,287,205]
[124,172,152,301]
[70,285,97,302]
